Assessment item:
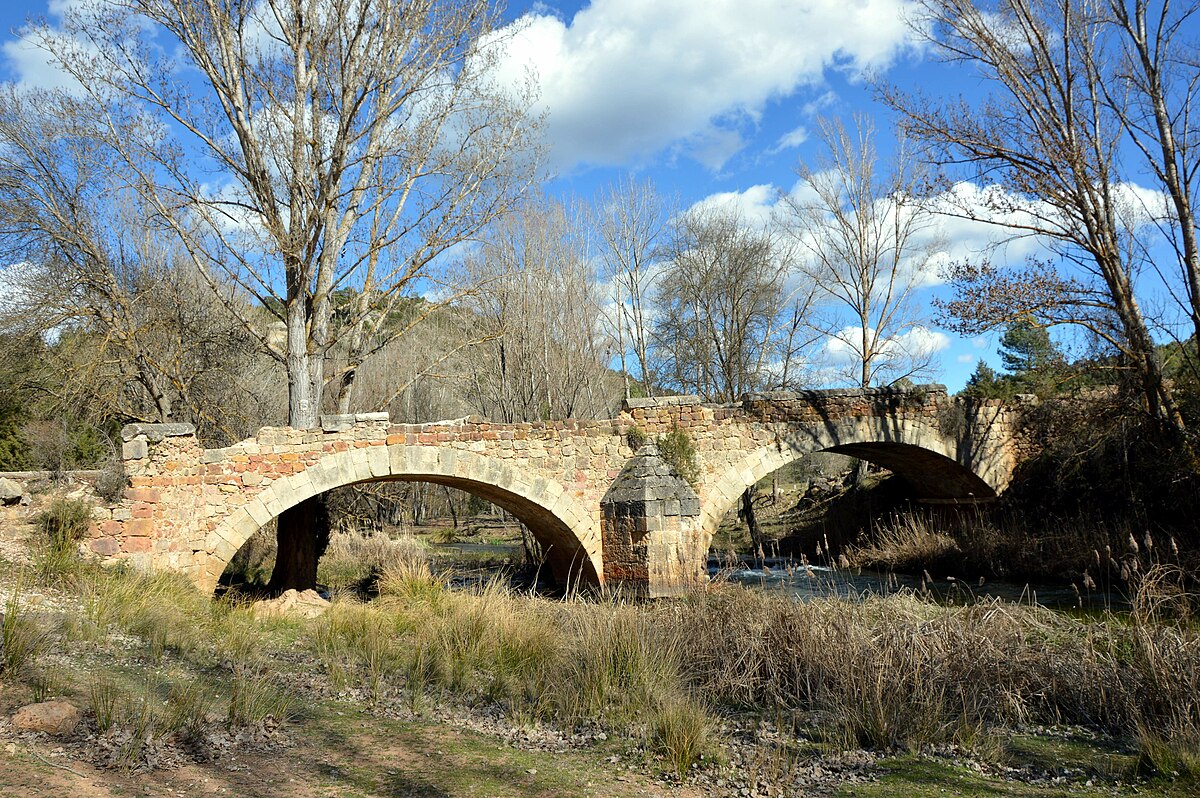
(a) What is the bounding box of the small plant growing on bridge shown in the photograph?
[657,423,699,487]
[33,496,94,582]
[625,425,649,451]
[936,401,968,438]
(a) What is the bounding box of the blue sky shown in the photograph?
[0,0,1064,391]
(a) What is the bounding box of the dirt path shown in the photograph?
[1,706,706,798]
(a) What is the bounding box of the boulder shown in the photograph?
[11,700,82,736]
[0,477,24,506]
[251,588,330,619]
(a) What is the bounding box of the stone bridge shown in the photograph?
[87,385,1031,597]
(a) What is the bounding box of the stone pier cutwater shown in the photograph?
[86,386,1033,597]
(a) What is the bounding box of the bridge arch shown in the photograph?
[696,415,1004,543]
[200,445,600,593]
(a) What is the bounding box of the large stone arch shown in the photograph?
[695,415,1003,546]
[200,445,599,593]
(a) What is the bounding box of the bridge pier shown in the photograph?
[600,444,706,597]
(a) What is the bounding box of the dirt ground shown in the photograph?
[0,700,706,798]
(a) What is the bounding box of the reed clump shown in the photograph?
[318,530,430,593]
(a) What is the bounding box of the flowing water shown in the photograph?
[713,555,1126,612]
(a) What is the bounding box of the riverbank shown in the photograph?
[1,533,1198,797]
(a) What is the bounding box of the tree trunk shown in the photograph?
[267,495,331,594]
[443,484,459,529]
[741,486,765,563]
[275,301,325,592]
[850,458,869,488]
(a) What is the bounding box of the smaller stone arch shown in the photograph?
[695,415,1004,551]
[200,445,600,593]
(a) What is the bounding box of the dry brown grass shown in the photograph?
[318,530,430,593]
[3,549,1197,782]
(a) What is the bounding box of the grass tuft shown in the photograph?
[1,581,44,678]
[647,694,713,778]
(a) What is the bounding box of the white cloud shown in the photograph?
[687,184,780,227]
[771,125,810,153]
[0,1,111,92]
[1,29,92,92]
[825,324,949,362]
[493,0,919,170]
[685,178,1070,292]
[956,353,974,364]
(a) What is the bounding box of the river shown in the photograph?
[430,542,1124,611]
[714,556,1126,612]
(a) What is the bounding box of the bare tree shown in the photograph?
[32,0,543,589]
[594,176,674,399]
[459,196,617,423]
[654,205,810,402]
[782,115,946,388]
[0,86,276,443]
[1106,0,1200,373]
[883,0,1188,442]
[37,0,541,428]
[653,204,815,558]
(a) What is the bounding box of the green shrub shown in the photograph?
[428,526,458,545]
[647,695,713,777]
[657,423,699,486]
[626,425,649,451]
[318,530,430,593]
[37,497,94,555]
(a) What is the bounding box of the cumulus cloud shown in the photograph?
[686,184,780,227]
[0,0,107,92]
[492,0,919,170]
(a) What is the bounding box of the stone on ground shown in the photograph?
[251,588,330,619]
[0,477,25,506]
[11,700,82,735]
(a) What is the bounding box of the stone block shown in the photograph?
[90,537,120,556]
[121,423,196,443]
[320,414,356,432]
[246,500,272,527]
[200,448,228,464]
[126,519,154,537]
[367,445,390,477]
[122,439,149,460]
[123,536,152,553]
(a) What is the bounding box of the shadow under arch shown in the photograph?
[203,446,600,594]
